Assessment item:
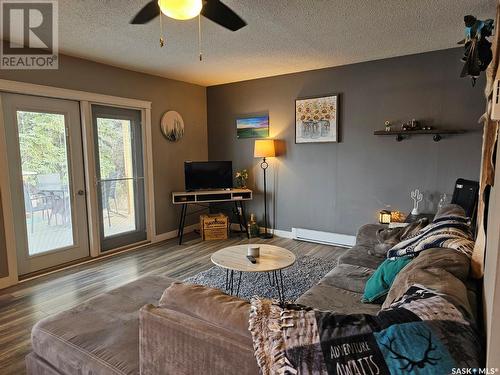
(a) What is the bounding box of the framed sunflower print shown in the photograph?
[295,94,339,143]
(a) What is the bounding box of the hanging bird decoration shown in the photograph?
[458,15,494,86]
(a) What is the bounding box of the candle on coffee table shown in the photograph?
[247,245,260,258]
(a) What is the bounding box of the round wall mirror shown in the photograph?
[161,110,185,142]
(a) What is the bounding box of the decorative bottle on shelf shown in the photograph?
[437,193,448,211]
[248,213,260,238]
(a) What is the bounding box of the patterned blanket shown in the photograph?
[386,215,474,259]
[249,286,482,375]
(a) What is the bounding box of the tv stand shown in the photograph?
[172,189,253,244]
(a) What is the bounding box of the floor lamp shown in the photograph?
[254,139,275,239]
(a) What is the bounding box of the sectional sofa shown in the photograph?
[26,223,478,374]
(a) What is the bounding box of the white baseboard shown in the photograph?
[153,223,199,243]
[245,225,353,246]
[259,227,354,246]
[292,227,355,247]
[157,223,353,248]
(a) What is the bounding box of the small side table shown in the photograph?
[211,245,296,304]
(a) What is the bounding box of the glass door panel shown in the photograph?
[96,117,137,237]
[92,105,146,251]
[17,111,74,255]
[102,178,136,237]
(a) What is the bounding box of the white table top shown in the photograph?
[211,244,296,272]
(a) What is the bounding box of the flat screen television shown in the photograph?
[184,161,233,191]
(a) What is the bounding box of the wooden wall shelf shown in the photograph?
[374,129,466,142]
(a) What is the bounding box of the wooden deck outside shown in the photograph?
[27,208,135,255]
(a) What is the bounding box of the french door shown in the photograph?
[2,93,89,275]
[91,105,146,251]
[1,93,149,275]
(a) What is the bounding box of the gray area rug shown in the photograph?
[184,247,347,301]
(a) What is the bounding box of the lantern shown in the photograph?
[379,210,392,224]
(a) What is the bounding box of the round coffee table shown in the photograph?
[211,244,296,303]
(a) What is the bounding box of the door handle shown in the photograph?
[77,190,85,196]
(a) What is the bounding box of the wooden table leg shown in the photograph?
[235,202,244,233]
[178,204,187,245]
[235,272,242,296]
[240,201,249,239]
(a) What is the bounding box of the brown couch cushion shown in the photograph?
[140,304,258,375]
[336,224,386,270]
[159,282,251,337]
[382,248,473,318]
[356,224,386,247]
[338,244,384,270]
[320,264,374,293]
[31,275,176,375]
[26,352,64,375]
[296,283,381,314]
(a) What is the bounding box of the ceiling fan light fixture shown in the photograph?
[158,0,203,20]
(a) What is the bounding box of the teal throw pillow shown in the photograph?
[362,256,413,303]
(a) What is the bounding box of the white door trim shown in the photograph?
[143,108,156,242]
[0,79,155,286]
[80,101,100,257]
[0,79,151,109]
[0,95,19,288]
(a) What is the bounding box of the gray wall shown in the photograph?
[207,48,484,235]
[0,54,207,239]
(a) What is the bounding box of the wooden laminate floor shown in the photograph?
[0,233,344,374]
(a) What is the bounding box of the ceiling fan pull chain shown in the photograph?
[198,14,202,61]
[159,12,165,47]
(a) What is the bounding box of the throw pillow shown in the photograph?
[381,248,473,318]
[362,256,413,303]
[369,219,429,257]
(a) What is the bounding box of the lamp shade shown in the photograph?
[254,139,275,158]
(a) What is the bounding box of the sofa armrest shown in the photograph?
[158,282,251,336]
[140,282,259,375]
[356,224,385,247]
[140,304,259,375]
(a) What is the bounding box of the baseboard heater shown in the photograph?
[292,228,356,248]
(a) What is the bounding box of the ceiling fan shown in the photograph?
[130,0,247,32]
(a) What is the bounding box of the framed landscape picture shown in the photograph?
[236,115,269,139]
[295,94,338,143]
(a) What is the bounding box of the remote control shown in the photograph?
[246,255,256,264]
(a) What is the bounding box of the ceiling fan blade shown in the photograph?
[201,0,246,31]
[130,1,160,24]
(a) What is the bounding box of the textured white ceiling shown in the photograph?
[58,0,497,86]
